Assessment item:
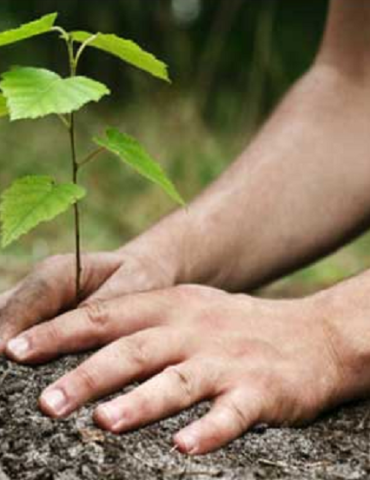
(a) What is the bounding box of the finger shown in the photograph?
[39,327,187,418]
[6,291,167,363]
[0,287,18,351]
[94,359,219,433]
[174,389,262,455]
[0,253,122,344]
[0,286,19,325]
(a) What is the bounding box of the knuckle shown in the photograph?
[75,365,101,394]
[164,365,193,402]
[82,300,109,329]
[220,396,253,432]
[42,321,62,347]
[122,336,150,369]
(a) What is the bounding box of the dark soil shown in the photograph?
[0,265,369,480]
[0,354,370,480]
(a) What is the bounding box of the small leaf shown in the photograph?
[0,94,8,118]
[0,176,86,248]
[0,13,57,48]
[71,31,170,82]
[94,128,184,206]
[0,67,110,120]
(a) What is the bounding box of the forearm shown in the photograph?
[120,0,370,291]
[186,66,370,290]
[122,64,370,291]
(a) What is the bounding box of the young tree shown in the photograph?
[0,13,184,303]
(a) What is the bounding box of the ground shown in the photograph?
[1,349,370,479]
[1,257,370,480]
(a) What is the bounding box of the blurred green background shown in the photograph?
[0,0,369,295]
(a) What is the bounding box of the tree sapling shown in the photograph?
[0,13,184,303]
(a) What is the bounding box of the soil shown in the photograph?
[0,353,370,480]
[0,265,369,480]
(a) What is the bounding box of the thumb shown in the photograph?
[0,252,122,347]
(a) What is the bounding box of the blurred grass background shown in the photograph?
[0,0,370,295]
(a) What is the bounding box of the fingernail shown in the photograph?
[7,336,30,359]
[96,404,123,431]
[176,431,199,454]
[41,389,68,416]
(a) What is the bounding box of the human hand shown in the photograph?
[5,284,343,454]
[0,243,178,351]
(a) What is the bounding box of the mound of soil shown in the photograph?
[0,354,369,480]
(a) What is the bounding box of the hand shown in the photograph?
[0,244,177,350]
[5,284,343,454]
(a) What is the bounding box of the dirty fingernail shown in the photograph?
[41,389,68,416]
[7,336,30,359]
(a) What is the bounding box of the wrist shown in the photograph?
[116,208,193,287]
[309,280,370,404]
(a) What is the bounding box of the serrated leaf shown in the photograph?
[0,67,110,120]
[71,31,170,82]
[0,94,8,118]
[94,128,184,205]
[0,176,86,248]
[0,13,57,48]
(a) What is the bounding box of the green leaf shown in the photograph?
[0,94,8,118]
[94,128,184,206]
[71,31,170,82]
[0,67,110,120]
[0,13,57,48]
[0,176,86,248]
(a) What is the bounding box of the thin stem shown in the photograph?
[60,32,82,303]
[57,28,94,303]
[69,113,82,303]
[75,34,98,70]
[67,39,77,77]
[78,146,105,168]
